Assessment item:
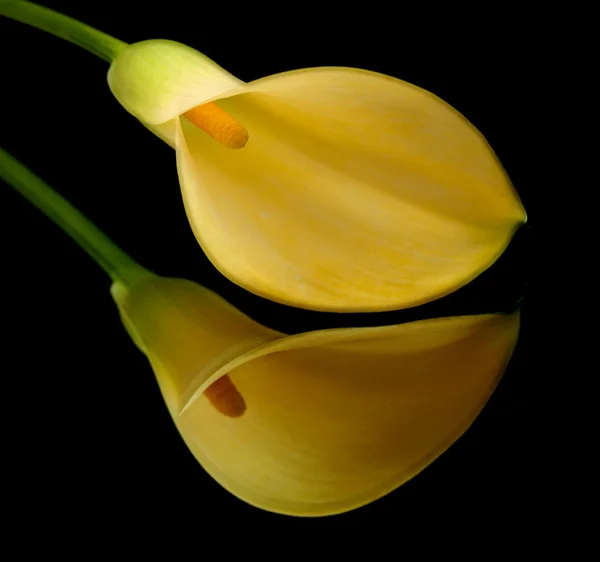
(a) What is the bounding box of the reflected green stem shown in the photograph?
[0,3,142,282]
[0,0,126,62]
[0,146,149,286]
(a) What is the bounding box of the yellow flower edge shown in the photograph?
[112,274,520,516]
[109,40,526,313]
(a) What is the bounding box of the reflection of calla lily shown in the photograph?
[0,143,521,517]
[108,40,527,312]
[112,273,519,516]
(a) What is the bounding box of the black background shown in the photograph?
[1,1,538,540]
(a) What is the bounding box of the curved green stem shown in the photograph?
[0,1,126,62]
[0,146,149,286]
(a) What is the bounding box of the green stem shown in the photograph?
[0,1,126,62]
[0,146,149,286]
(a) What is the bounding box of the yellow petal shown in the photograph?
[107,40,242,124]
[112,275,519,516]
[175,69,525,311]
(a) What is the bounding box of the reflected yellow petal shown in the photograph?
[112,275,520,516]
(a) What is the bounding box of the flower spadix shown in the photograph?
[111,272,520,517]
[108,40,526,313]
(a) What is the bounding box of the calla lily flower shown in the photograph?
[108,40,527,313]
[0,4,527,517]
[112,272,520,516]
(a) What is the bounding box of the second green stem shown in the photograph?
[0,146,149,287]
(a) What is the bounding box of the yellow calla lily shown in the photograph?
[108,40,526,313]
[112,273,520,516]
[0,4,527,517]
